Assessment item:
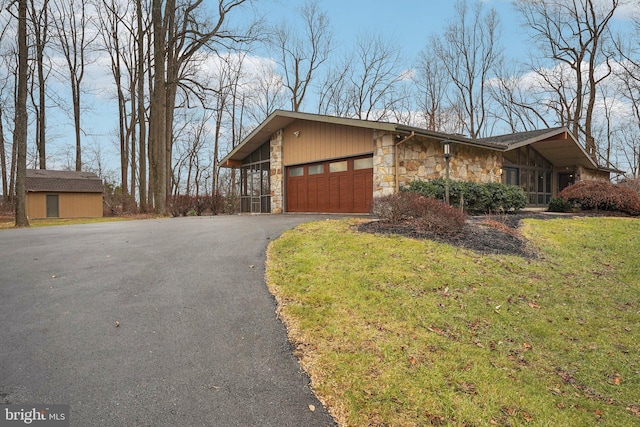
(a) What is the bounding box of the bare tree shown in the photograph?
[148,0,165,213]
[273,0,332,112]
[316,56,352,117]
[136,0,147,212]
[317,32,407,121]
[487,63,550,133]
[172,109,211,196]
[210,51,245,194]
[148,0,253,214]
[514,0,622,160]
[248,59,287,122]
[431,0,503,138]
[97,0,139,211]
[28,0,51,169]
[347,32,407,120]
[613,15,640,176]
[0,15,11,202]
[616,123,639,177]
[52,0,97,171]
[415,44,450,131]
[13,0,29,226]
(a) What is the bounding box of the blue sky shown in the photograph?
[27,0,638,175]
[34,0,553,174]
[270,0,525,60]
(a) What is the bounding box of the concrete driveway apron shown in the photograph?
[0,215,337,426]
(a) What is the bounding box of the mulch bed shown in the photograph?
[357,213,556,258]
[358,211,633,257]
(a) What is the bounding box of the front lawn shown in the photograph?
[0,216,149,229]
[266,217,640,426]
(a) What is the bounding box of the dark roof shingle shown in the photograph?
[477,127,566,146]
[25,169,104,193]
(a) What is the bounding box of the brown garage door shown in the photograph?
[287,156,373,213]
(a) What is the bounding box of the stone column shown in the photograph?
[373,131,396,198]
[270,130,284,213]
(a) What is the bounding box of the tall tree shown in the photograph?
[431,0,503,138]
[415,44,451,131]
[136,0,147,212]
[613,15,640,176]
[52,0,96,171]
[346,32,406,120]
[514,0,622,160]
[149,0,166,213]
[97,0,138,212]
[0,102,8,204]
[487,63,550,133]
[248,59,287,122]
[0,18,10,203]
[14,0,29,226]
[273,0,332,112]
[28,0,50,169]
[148,0,252,214]
[317,33,406,121]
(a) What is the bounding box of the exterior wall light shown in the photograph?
[442,140,453,205]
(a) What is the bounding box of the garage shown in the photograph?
[286,156,373,213]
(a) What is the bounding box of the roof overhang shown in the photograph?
[221,110,402,167]
[220,110,504,167]
[503,128,600,169]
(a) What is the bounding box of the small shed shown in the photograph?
[25,169,104,219]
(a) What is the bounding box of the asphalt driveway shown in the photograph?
[0,215,337,426]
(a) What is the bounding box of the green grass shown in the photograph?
[266,217,640,427]
[0,216,141,229]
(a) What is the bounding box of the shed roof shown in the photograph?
[26,169,104,193]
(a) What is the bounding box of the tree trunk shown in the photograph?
[0,107,8,202]
[73,80,82,171]
[150,0,167,214]
[136,0,147,212]
[15,0,29,227]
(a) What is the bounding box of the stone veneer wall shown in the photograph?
[575,165,610,183]
[373,133,503,198]
[373,131,396,197]
[270,130,284,213]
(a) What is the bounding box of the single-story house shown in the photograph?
[221,110,617,214]
[26,169,104,218]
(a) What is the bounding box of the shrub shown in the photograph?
[371,192,467,235]
[547,197,573,213]
[169,194,228,217]
[412,195,468,235]
[169,195,194,217]
[619,177,640,198]
[403,179,527,214]
[209,193,226,215]
[370,193,421,223]
[558,181,640,215]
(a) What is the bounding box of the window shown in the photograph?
[503,167,519,186]
[308,164,324,175]
[239,141,271,213]
[290,167,304,177]
[329,161,348,173]
[354,157,373,170]
[504,146,553,206]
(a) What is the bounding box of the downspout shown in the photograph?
[395,131,415,192]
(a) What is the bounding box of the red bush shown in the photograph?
[558,181,640,215]
[619,178,640,198]
[371,193,467,234]
[412,195,468,235]
[370,193,421,223]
